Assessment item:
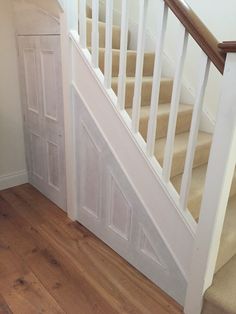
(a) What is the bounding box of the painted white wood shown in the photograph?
[184,53,236,314]
[104,0,114,89]
[146,1,168,156]
[13,1,60,35]
[70,35,196,290]
[91,0,99,68]
[117,0,130,110]
[67,0,78,32]
[0,170,28,191]
[74,91,187,304]
[162,25,188,182]
[18,35,66,210]
[79,0,87,48]
[131,0,148,133]
[59,3,78,219]
[180,53,210,210]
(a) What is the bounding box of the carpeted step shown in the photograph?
[86,18,121,49]
[126,103,193,140]
[202,254,236,314]
[112,77,173,108]
[86,6,92,19]
[155,131,212,178]
[172,165,236,220]
[216,195,236,273]
[98,48,155,77]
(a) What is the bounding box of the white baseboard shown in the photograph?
[0,170,28,191]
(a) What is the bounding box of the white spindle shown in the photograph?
[67,0,79,32]
[117,0,130,110]
[131,0,148,133]
[79,0,87,48]
[92,0,99,68]
[104,0,113,89]
[162,24,188,182]
[185,52,236,314]
[146,1,168,155]
[180,53,210,210]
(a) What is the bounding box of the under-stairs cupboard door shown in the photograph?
[18,35,66,211]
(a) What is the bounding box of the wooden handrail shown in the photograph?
[218,41,236,54]
[163,0,226,74]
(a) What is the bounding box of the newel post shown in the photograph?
[184,43,236,314]
[60,0,79,220]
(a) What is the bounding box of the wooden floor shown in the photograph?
[0,184,183,314]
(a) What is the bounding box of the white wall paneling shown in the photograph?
[73,88,187,304]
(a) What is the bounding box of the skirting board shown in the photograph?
[0,170,28,191]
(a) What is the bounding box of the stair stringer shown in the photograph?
[70,33,196,304]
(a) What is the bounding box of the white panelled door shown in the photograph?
[18,35,66,210]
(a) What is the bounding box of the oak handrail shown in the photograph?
[218,41,236,54]
[163,0,226,74]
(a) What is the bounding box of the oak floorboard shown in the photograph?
[0,294,12,314]
[0,238,64,314]
[0,184,183,314]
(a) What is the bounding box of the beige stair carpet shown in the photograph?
[84,6,236,314]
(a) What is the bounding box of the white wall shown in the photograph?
[112,0,236,119]
[14,0,61,17]
[0,0,27,189]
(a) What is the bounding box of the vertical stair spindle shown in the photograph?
[180,52,210,210]
[92,0,99,68]
[146,1,168,155]
[131,0,149,133]
[117,0,130,110]
[104,0,114,89]
[162,24,188,182]
[79,0,87,48]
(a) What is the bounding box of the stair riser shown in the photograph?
[86,6,92,19]
[86,19,121,49]
[98,50,155,77]
[188,170,236,221]
[158,142,211,178]
[112,79,173,108]
[139,109,193,140]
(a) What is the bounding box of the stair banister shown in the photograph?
[66,1,236,312]
[184,46,236,314]
[117,0,130,111]
[64,0,78,32]
[162,25,188,182]
[179,53,210,210]
[163,0,225,74]
[131,0,149,133]
[146,1,168,156]
[91,0,99,68]
[104,0,114,89]
[79,0,87,48]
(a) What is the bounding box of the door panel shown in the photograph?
[18,35,66,210]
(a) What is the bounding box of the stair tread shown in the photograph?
[172,165,236,219]
[216,195,236,273]
[112,76,172,84]
[126,103,193,119]
[203,253,236,314]
[155,131,212,165]
[86,17,121,31]
[97,47,155,56]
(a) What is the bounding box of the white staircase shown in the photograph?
[59,1,236,313]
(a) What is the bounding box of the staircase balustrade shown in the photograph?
[65,0,236,313]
